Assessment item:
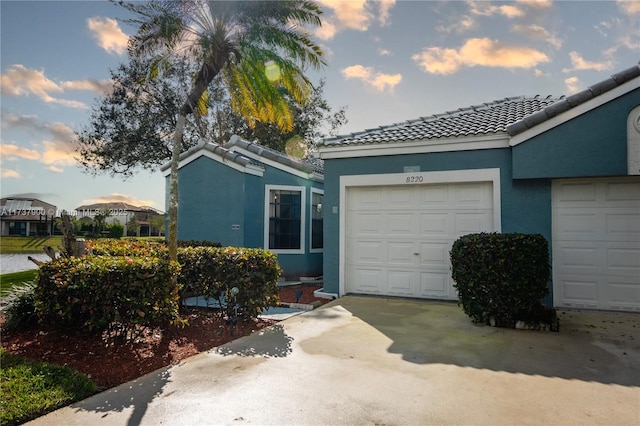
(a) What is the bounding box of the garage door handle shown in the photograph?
[413,252,420,255]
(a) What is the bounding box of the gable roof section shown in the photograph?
[508,63,640,145]
[161,136,323,181]
[318,96,561,159]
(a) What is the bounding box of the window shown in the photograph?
[311,189,323,251]
[265,185,305,253]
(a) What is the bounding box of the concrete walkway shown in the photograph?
[27,296,640,425]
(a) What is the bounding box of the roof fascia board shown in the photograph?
[510,76,640,146]
[319,134,509,160]
[161,149,263,177]
[231,145,318,181]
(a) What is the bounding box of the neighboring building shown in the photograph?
[162,135,324,279]
[75,203,164,237]
[0,197,57,236]
[317,64,640,312]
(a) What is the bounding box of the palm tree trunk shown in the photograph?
[168,114,186,263]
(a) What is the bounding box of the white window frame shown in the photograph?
[309,188,324,253]
[264,184,306,254]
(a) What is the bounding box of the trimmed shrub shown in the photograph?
[86,239,166,257]
[177,240,222,248]
[34,256,182,342]
[178,247,281,318]
[108,223,124,239]
[3,281,38,330]
[450,232,551,327]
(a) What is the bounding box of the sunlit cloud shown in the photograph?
[341,65,402,92]
[565,76,581,94]
[378,48,392,56]
[2,114,76,142]
[534,68,546,77]
[516,0,553,9]
[467,1,524,18]
[41,140,78,167]
[617,0,640,15]
[436,15,476,34]
[49,165,64,173]
[1,169,21,178]
[412,38,549,75]
[315,0,396,40]
[0,65,88,109]
[62,78,113,95]
[563,51,613,72]
[512,24,563,49]
[87,17,129,55]
[82,193,156,207]
[0,143,40,161]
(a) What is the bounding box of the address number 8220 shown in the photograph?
[405,176,424,183]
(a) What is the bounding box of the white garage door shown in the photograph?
[553,177,640,312]
[346,182,494,299]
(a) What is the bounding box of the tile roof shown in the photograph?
[225,135,323,174]
[320,95,561,147]
[320,62,640,148]
[507,63,640,136]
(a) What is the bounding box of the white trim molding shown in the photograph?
[309,188,324,254]
[161,149,263,177]
[337,168,502,297]
[319,134,510,159]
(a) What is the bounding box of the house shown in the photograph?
[0,197,57,236]
[162,135,324,279]
[317,64,640,312]
[75,203,164,237]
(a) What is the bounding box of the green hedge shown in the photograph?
[35,256,182,342]
[178,247,280,317]
[450,233,551,327]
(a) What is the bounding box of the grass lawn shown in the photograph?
[1,270,38,296]
[0,236,63,254]
[0,348,97,426]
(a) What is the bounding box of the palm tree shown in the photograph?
[122,0,326,262]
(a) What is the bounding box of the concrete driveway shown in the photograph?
[28,296,640,425]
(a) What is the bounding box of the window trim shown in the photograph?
[264,184,306,254]
[309,188,324,253]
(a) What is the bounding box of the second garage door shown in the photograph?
[346,182,495,299]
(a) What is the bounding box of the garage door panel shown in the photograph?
[418,242,448,265]
[350,212,384,235]
[388,270,415,295]
[348,268,385,294]
[352,241,384,263]
[346,181,494,300]
[419,213,450,237]
[455,211,493,236]
[553,177,640,312]
[419,272,449,297]
[387,213,415,235]
[387,242,414,265]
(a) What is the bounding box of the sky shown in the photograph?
[1,0,639,214]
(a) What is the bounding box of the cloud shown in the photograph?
[412,38,549,75]
[0,65,89,109]
[48,166,64,173]
[511,24,562,49]
[617,0,640,15]
[1,114,78,171]
[563,51,613,72]
[62,79,113,95]
[534,68,546,77]
[436,15,476,34]
[341,65,402,92]
[83,193,156,207]
[516,0,553,9]
[87,17,129,55]
[378,48,392,56]
[315,0,396,40]
[565,76,581,94]
[1,169,21,178]
[0,143,41,161]
[467,1,524,18]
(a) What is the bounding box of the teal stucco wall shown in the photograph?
[168,154,324,278]
[513,88,639,179]
[321,148,553,303]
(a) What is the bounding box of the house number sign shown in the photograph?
[405,176,424,183]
